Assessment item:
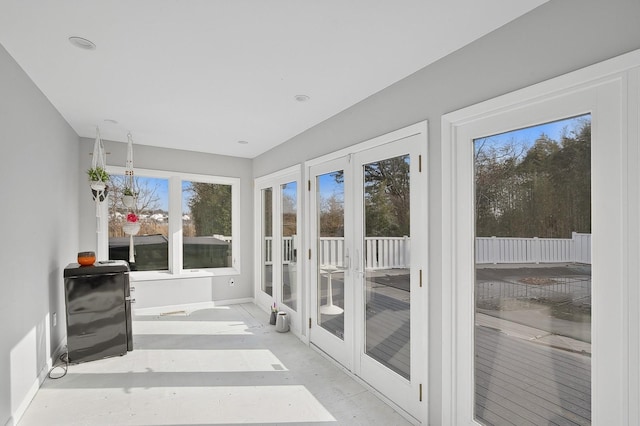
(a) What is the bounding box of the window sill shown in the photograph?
[130,267,239,282]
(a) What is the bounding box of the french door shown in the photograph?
[308,124,427,421]
[255,167,301,331]
[309,156,353,368]
[442,63,632,424]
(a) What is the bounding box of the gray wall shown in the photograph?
[0,45,79,425]
[254,0,640,176]
[78,139,254,306]
[2,0,639,424]
[252,0,640,423]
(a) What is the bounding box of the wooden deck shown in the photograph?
[318,270,411,378]
[365,288,410,379]
[316,266,591,425]
[475,325,591,426]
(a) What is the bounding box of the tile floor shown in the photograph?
[19,303,412,425]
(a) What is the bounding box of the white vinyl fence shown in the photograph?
[263,232,591,268]
[316,236,411,269]
[476,232,591,265]
[264,236,411,269]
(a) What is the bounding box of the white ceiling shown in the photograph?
[0,0,546,158]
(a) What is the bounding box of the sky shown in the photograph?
[475,113,591,155]
[318,172,344,202]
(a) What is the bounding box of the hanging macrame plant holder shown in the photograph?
[90,127,108,233]
[122,132,139,263]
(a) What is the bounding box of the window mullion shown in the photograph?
[169,176,183,273]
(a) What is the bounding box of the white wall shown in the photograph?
[0,44,80,425]
[78,139,254,309]
[251,0,640,423]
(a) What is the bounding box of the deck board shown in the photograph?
[316,268,591,426]
[475,326,591,425]
[474,341,591,394]
[475,319,591,371]
[474,354,590,410]
[475,362,590,423]
[475,329,591,391]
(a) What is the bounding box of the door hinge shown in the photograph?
[419,154,422,172]
[308,180,311,191]
[419,383,423,401]
[309,318,312,329]
[419,269,423,288]
[308,249,312,260]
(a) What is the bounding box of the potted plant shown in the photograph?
[87,166,109,188]
[123,212,141,235]
[122,186,136,208]
[87,166,109,201]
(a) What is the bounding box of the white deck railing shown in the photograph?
[262,232,591,268]
[475,232,591,265]
[264,236,411,269]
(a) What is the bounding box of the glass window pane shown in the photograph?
[474,115,591,425]
[282,182,298,311]
[182,181,232,269]
[317,171,345,339]
[363,154,411,379]
[108,175,169,271]
[262,188,273,296]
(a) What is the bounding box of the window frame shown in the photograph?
[440,53,636,425]
[102,166,241,280]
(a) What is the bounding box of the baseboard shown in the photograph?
[213,297,254,306]
[133,298,255,316]
[9,340,67,426]
[133,301,216,316]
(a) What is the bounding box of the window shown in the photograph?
[108,175,170,271]
[104,167,240,276]
[281,181,298,311]
[441,57,629,423]
[182,181,232,269]
[474,115,591,425]
[261,188,273,296]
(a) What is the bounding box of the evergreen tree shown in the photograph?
[187,182,232,236]
[475,118,591,238]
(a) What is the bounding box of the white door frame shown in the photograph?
[308,156,355,369]
[352,134,427,421]
[441,50,640,425]
[304,121,429,423]
[254,165,302,336]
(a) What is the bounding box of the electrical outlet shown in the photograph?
[52,313,57,327]
[229,278,235,286]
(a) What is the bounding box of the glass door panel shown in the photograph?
[363,154,411,379]
[353,132,424,422]
[307,125,426,422]
[316,171,346,339]
[309,157,352,370]
[473,115,592,425]
[281,181,298,311]
[261,188,273,297]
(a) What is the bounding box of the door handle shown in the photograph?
[355,249,363,277]
[345,248,351,271]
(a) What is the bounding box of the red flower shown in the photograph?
[127,213,138,223]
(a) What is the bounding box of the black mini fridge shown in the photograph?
[63,260,133,363]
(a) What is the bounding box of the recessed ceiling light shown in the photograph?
[294,94,310,102]
[103,119,118,125]
[237,140,249,145]
[68,36,96,50]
